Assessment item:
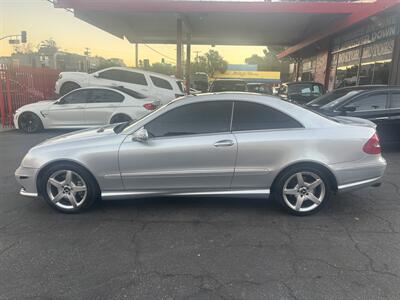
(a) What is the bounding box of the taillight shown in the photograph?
[363,133,381,154]
[143,103,156,110]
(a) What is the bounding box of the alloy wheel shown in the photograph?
[46,170,87,210]
[20,113,40,133]
[282,171,326,213]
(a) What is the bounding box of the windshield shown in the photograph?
[307,89,359,107]
[288,83,322,95]
[319,90,361,110]
[210,81,247,92]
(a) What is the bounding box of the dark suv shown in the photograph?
[306,86,400,145]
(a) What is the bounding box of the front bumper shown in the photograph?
[15,166,39,198]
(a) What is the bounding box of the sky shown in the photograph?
[0,0,267,67]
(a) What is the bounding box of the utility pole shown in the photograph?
[84,47,91,72]
[135,43,139,68]
[194,51,201,62]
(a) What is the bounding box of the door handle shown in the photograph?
[214,140,234,147]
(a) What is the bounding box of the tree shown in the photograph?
[191,50,228,77]
[37,38,58,56]
[245,47,286,72]
[148,62,176,76]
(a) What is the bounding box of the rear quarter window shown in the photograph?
[150,76,173,90]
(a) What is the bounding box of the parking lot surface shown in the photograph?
[1,129,400,300]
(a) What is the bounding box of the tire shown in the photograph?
[41,163,99,214]
[110,114,132,124]
[59,82,80,95]
[273,165,332,216]
[18,112,43,133]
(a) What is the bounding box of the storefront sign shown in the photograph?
[333,15,400,53]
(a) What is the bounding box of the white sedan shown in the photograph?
[14,87,160,133]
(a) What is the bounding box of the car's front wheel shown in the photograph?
[41,164,99,213]
[18,112,43,133]
[273,166,332,216]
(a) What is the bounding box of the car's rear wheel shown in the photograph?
[59,82,80,95]
[18,112,43,133]
[273,166,332,216]
[41,164,98,213]
[110,114,132,124]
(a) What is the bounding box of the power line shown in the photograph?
[143,44,176,63]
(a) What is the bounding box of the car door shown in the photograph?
[91,69,151,96]
[84,89,124,125]
[230,101,304,190]
[47,89,88,126]
[118,101,237,191]
[338,91,391,142]
[386,91,400,143]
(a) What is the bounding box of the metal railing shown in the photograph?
[0,65,60,127]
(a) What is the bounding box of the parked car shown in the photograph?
[306,86,400,145]
[14,86,160,133]
[55,67,185,104]
[191,72,209,93]
[16,93,386,215]
[246,83,273,95]
[209,79,247,92]
[306,85,388,109]
[278,82,325,104]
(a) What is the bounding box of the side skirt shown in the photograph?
[101,189,270,200]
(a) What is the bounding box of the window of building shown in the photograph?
[232,101,302,131]
[145,101,233,137]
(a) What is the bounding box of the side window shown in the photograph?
[89,89,124,103]
[150,76,173,90]
[97,70,124,81]
[121,71,147,86]
[61,90,89,104]
[390,92,400,108]
[145,101,232,137]
[344,93,388,112]
[232,101,302,131]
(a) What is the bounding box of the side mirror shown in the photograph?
[340,106,356,112]
[132,127,149,142]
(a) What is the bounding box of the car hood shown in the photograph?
[332,116,377,128]
[35,125,120,148]
[60,71,90,78]
[17,100,56,111]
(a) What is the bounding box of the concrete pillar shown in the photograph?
[176,18,183,79]
[185,33,191,94]
[135,43,139,68]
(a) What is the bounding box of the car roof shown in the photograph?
[284,81,322,86]
[101,67,178,81]
[212,79,246,82]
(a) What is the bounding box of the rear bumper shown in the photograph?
[332,156,386,193]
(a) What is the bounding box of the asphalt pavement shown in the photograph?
[1,129,400,300]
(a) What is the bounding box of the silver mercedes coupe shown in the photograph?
[15,93,387,215]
